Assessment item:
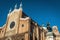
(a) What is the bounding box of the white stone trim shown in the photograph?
[20,17,30,20]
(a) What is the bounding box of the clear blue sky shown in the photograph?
[0,0,60,31]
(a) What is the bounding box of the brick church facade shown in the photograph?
[0,3,60,40]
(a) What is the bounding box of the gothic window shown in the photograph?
[10,21,15,29]
[22,24,24,27]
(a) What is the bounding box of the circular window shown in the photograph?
[10,21,15,29]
